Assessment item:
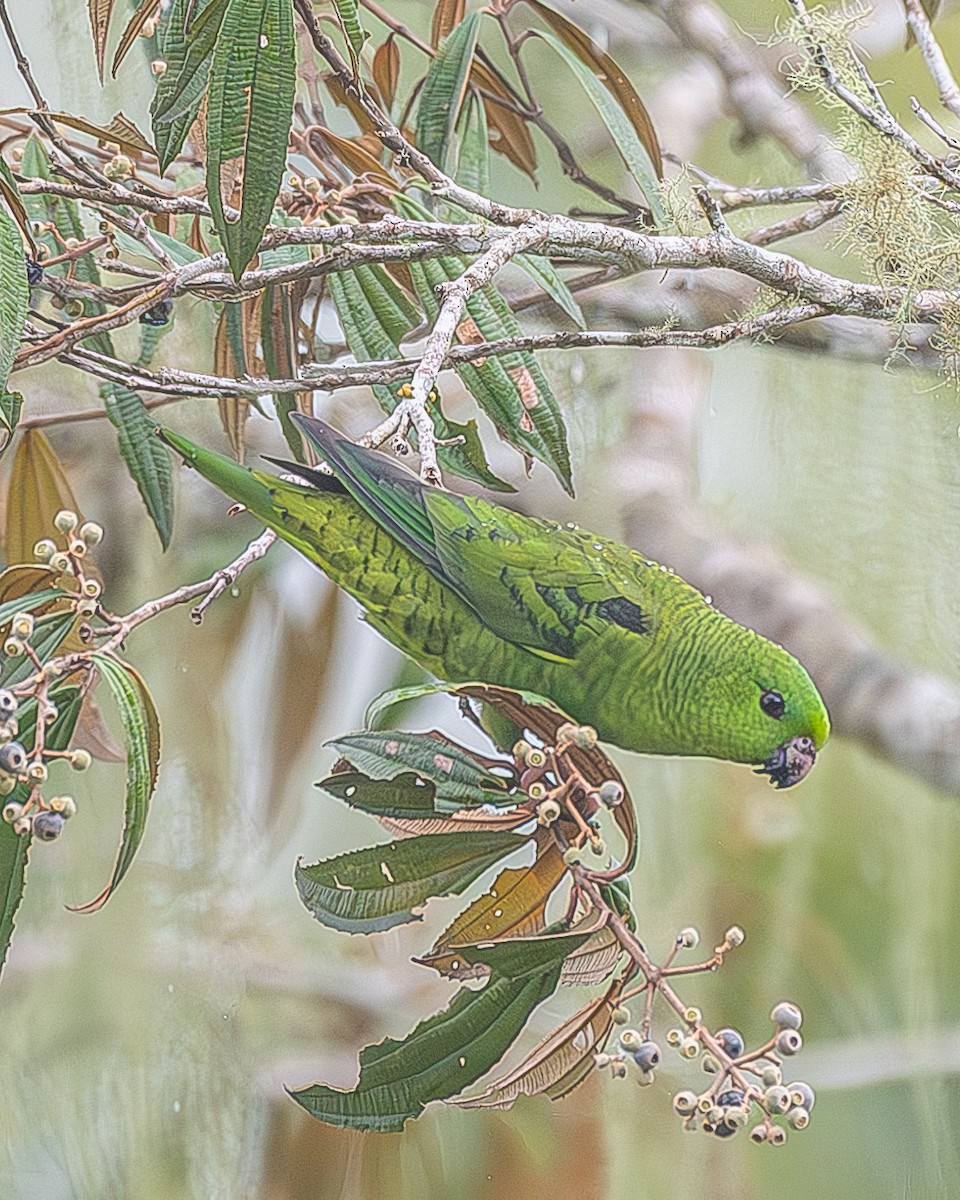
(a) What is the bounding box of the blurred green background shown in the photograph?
[4,0,960,1197]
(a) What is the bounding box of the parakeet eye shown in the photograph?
[759,690,785,719]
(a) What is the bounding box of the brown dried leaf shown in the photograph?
[378,807,531,840]
[372,33,401,110]
[309,127,395,186]
[112,0,160,76]
[72,691,126,763]
[323,73,378,134]
[214,295,263,462]
[523,0,662,178]
[418,839,566,979]
[559,925,622,986]
[431,0,466,47]
[0,109,157,158]
[471,60,538,179]
[5,430,80,567]
[450,979,623,1109]
[87,0,116,81]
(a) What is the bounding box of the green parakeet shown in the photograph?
[159,415,829,786]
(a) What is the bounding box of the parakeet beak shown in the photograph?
[755,736,817,789]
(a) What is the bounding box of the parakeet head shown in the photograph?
[675,614,830,787]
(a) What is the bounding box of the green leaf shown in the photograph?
[151,0,228,172]
[0,390,22,450]
[295,828,527,934]
[0,820,29,985]
[454,87,490,196]
[514,254,585,328]
[416,10,483,170]
[0,155,36,257]
[111,225,203,267]
[533,29,666,227]
[69,655,160,913]
[102,384,175,549]
[206,0,297,278]
[1,610,79,688]
[451,923,594,978]
[0,207,28,394]
[289,956,565,1130]
[327,730,512,807]
[332,0,369,78]
[327,264,513,490]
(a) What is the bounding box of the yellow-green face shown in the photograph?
[691,626,830,785]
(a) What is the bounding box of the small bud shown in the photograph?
[3,637,24,657]
[788,1081,815,1111]
[572,725,597,749]
[0,775,16,795]
[597,779,623,807]
[82,578,102,599]
[610,1061,628,1080]
[49,552,72,575]
[10,612,33,639]
[0,741,27,774]
[69,749,92,772]
[49,294,66,311]
[588,836,606,857]
[770,1001,802,1031]
[79,522,104,547]
[535,798,560,825]
[677,926,699,949]
[774,1029,802,1057]
[562,846,582,866]
[632,1040,661,1072]
[611,1006,630,1026]
[555,722,578,745]
[706,1105,724,1126]
[65,299,85,319]
[724,1108,748,1130]
[49,795,77,818]
[2,801,23,824]
[140,14,157,36]
[32,811,64,841]
[679,1036,700,1060]
[787,1106,810,1130]
[636,1068,655,1087]
[524,746,547,768]
[665,1028,683,1047]
[12,815,31,836]
[55,510,78,534]
[150,58,167,75]
[768,1126,787,1147]
[673,1090,698,1116]
[69,539,86,558]
[33,538,56,561]
[512,739,532,761]
[27,761,48,783]
[762,1085,791,1115]
[0,689,18,718]
[697,1095,714,1114]
[527,781,548,802]
[618,1028,642,1051]
[760,1065,782,1088]
[724,925,745,947]
[684,1007,702,1025]
[715,1028,745,1059]
[701,1054,719,1074]
[77,598,97,617]
[593,1052,611,1068]
[749,1124,768,1144]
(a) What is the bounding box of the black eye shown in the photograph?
[759,690,785,719]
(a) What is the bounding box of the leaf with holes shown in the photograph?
[416,9,483,170]
[206,0,296,278]
[419,840,567,980]
[295,829,527,934]
[69,656,160,914]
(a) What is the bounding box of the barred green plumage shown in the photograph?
[158,416,829,785]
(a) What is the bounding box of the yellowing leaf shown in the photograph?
[5,430,80,566]
[87,0,117,80]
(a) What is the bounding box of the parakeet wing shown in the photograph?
[291,414,657,663]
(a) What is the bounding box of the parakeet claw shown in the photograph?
[755,736,817,789]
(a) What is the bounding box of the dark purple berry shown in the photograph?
[716,1088,745,1107]
[715,1028,745,1058]
[32,811,65,841]
[25,257,43,285]
[713,1122,737,1138]
[0,741,26,774]
[139,299,173,327]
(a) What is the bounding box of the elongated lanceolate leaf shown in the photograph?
[0,156,36,258]
[416,10,483,171]
[327,263,513,490]
[451,979,622,1109]
[151,0,226,171]
[290,944,569,1129]
[454,88,489,196]
[332,0,369,77]
[69,655,160,913]
[295,829,527,934]
[206,0,296,278]
[327,730,512,807]
[102,384,174,548]
[515,253,585,329]
[0,822,28,985]
[0,208,28,395]
[112,0,162,76]
[533,28,666,226]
